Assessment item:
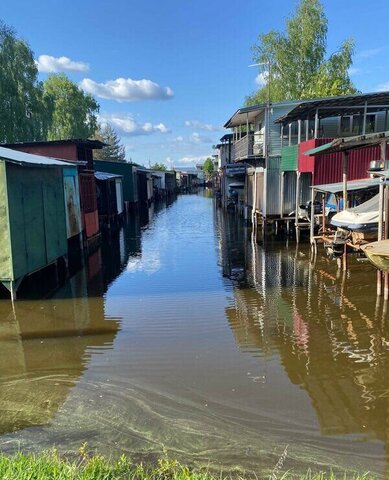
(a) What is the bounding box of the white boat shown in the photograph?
[361,240,389,271]
[330,194,380,232]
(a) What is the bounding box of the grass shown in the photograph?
[0,448,377,480]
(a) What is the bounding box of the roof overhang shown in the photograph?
[276,91,389,125]
[312,177,383,194]
[224,104,267,128]
[0,146,76,168]
[305,131,389,156]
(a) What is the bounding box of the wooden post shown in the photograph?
[342,151,348,210]
[280,171,285,218]
[381,139,387,168]
[246,113,249,157]
[310,186,315,244]
[377,179,384,297]
[385,184,389,300]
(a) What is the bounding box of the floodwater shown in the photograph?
[0,193,388,477]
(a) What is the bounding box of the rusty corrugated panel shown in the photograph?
[84,210,99,238]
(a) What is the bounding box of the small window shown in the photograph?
[340,116,352,134]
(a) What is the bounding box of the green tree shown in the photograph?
[93,123,126,162]
[150,162,167,171]
[43,74,99,140]
[246,0,358,105]
[0,21,51,142]
[203,157,214,179]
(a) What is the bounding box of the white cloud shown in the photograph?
[377,82,389,92]
[178,155,208,165]
[184,120,220,131]
[80,77,174,102]
[255,71,268,86]
[99,113,171,136]
[355,47,386,59]
[36,54,89,73]
[348,67,361,76]
[189,132,212,144]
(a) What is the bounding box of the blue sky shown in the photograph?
[2,0,389,167]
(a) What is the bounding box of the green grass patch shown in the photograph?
[0,448,376,480]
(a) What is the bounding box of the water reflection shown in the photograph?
[1,196,389,476]
[0,271,120,437]
[219,210,389,475]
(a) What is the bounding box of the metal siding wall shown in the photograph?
[93,160,137,203]
[269,104,297,156]
[0,162,12,280]
[256,171,264,212]
[299,172,312,205]
[266,156,281,215]
[8,165,67,281]
[246,172,254,208]
[281,145,298,171]
[63,167,82,239]
[283,171,297,215]
[314,152,342,185]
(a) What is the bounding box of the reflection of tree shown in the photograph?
[218,209,389,462]
[0,272,119,435]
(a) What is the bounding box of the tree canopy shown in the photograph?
[246,0,358,105]
[93,123,126,162]
[0,21,51,143]
[43,74,99,140]
[150,162,167,171]
[203,157,214,179]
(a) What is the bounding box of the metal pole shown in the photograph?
[295,172,300,243]
[362,101,368,135]
[280,124,284,149]
[305,117,309,141]
[288,123,292,146]
[314,108,319,139]
[297,119,301,144]
[342,151,348,210]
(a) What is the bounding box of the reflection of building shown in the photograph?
[217,208,389,465]
[0,271,119,435]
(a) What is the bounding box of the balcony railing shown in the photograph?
[232,133,265,162]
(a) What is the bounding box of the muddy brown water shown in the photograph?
[0,193,388,477]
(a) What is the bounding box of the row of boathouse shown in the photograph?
[0,139,200,299]
[215,91,389,239]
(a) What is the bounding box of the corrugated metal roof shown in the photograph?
[276,91,389,124]
[0,146,75,168]
[312,177,382,194]
[1,139,107,149]
[94,171,123,181]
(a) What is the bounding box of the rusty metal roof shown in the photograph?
[0,146,75,167]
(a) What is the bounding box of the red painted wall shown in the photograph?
[299,139,389,186]
[9,144,78,162]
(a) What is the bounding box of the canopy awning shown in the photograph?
[312,177,382,194]
[305,131,389,156]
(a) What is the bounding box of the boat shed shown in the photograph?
[2,139,106,249]
[0,147,72,299]
[95,171,124,229]
[93,159,138,208]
